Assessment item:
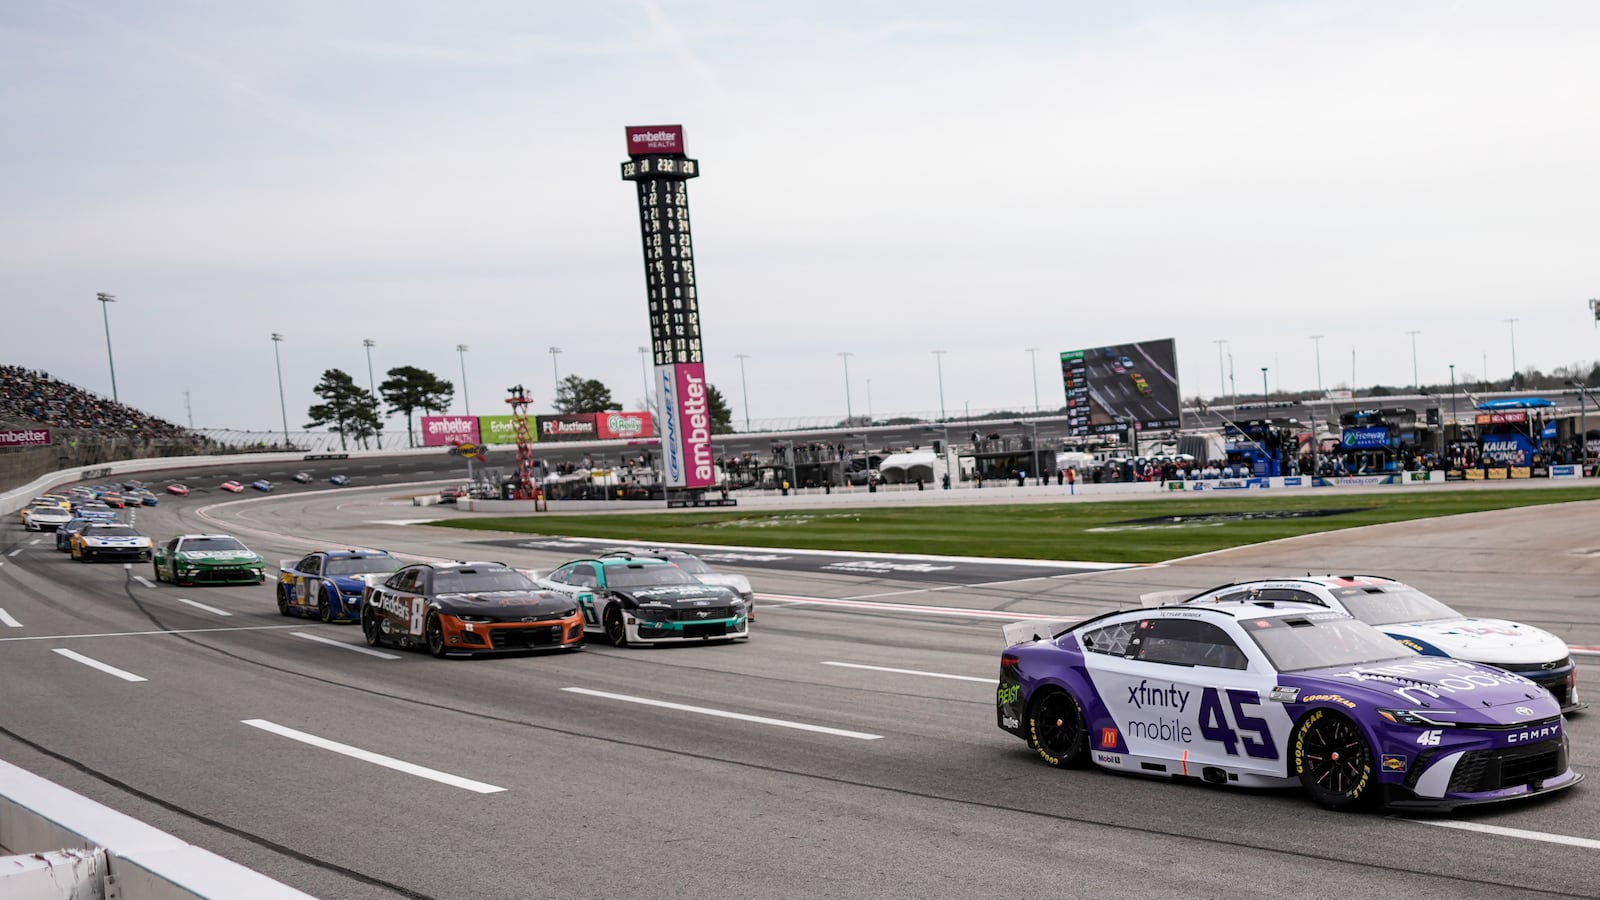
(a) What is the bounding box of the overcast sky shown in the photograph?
[5,1,1600,432]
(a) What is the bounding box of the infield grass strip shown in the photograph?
[428,486,1600,564]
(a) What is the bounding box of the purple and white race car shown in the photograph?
[997,601,1582,810]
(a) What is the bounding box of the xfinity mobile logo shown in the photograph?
[1127,680,1190,711]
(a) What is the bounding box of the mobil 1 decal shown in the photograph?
[1089,669,1290,768]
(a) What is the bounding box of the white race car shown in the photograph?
[1143,575,1581,713]
[24,505,75,532]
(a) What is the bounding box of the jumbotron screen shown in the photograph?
[1061,337,1181,436]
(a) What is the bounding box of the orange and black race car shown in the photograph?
[361,561,583,658]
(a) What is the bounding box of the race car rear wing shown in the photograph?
[1139,589,1196,608]
[1001,619,1080,647]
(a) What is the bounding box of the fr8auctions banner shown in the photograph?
[655,362,715,489]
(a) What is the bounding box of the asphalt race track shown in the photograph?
[1,466,1596,899]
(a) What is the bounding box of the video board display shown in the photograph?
[1061,337,1181,436]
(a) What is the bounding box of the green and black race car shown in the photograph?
[152,534,267,586]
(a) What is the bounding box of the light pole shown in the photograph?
[1309,335,1324,395]
[1260,367,1269,406]
[866,377,874,424]
[1212,339,1228,399]
[549,347,562,401]
[637,346,652,409]
[96,292,119,402]
[1565,380,1595,464]
[838,352,854,424]
[1406,330,1421,392]
[363,338,380,449]
[1351,348,1357,399]
[1025,347,1041,413]
[1504,318,1520,387]
[456,344,471,414]
[735,353,752,432]
[271,333,289,449]
[932,350,947,421]
[1448,364,1457,445]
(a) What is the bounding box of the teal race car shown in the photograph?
[152,534,267,586]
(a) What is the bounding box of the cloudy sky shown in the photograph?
[5,1,1600,432]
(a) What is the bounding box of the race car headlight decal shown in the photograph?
[457,615,494,624]
[561,609,579,620]
[1377,708,1458,727]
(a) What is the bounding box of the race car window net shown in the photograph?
[605,565,699,587]
[179,537,248,552]
[1331,588,1459,627]
[1081,622,1137,656]
[434,570,536,593]
[324,556,399,576]
[1241,615,1416,672]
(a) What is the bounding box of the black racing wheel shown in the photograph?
[425,612,449,658]
[1293,709,1376,811]
[603,604,629,648]
[1028,687,1090,768]
[362,610,384,647]
[318,583,335,623]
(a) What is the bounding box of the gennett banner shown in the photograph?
[656,362,715,489]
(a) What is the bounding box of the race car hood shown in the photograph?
[1381,617,1569,666]
[83,535,152,547]
[29,509,74,523]
[435,590,575,617]
[1288,656,1561,725]
[613,584,739,607]
[693,573,753,596]
[178,551,263,565]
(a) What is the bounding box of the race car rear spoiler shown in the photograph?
[1139,589,1196,608]
[1001,619,1080,647]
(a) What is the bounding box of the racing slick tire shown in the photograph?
[276,583,291,616]
[362,610,384,647]
[425,613,450,658]
[603,605,629,648]
[1292,709,1377,811]
[317,583,335,623]
[152,562,164,584]
[1028,687,1090,768]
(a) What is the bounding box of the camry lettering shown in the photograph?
[1506,724,1559,744]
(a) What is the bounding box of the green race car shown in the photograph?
[152,534,267,586]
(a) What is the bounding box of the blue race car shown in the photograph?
[251,479,274,492]
[276,550,402,622]
[997,601,1580,811]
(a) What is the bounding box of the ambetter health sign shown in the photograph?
[0,429,51,448]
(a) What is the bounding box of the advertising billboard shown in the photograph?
[656,363,715,489]
[1060,338,1181,436]
[421,415,479,448]
[0,428,51,448]
[476,415,531,446]
[596,411,654,440]
[539,415,600,442]
[1341,426,1389,450]
[625,124,685,156]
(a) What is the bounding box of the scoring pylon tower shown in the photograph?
[505,384,539,502]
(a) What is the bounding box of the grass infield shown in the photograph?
[428,486,1600,564]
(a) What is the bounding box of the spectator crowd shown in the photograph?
[1,365,198,443]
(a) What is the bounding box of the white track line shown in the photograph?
[1401,818,1600,850]
[28,538,40,546]
[821,661,994,683]
[7,548,21,557]
[241,719,505,793]
[51,649,146,682]
[563,687,883,740]
[174,597,232,617]
[132,575,155,588]
[0,625,299,643]
[0,609,20,628]
[757,592,1081,623]
[291,631,400,659]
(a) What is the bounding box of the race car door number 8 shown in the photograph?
[1198,688,1278,760]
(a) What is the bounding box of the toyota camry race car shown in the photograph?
[361,562,583,657]
[72,524,154,562]
[152,534,266,585]
[277,550,402,622]
[1143,577,1582,713]
[998,602,1581,810]
[535,555,748,646]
